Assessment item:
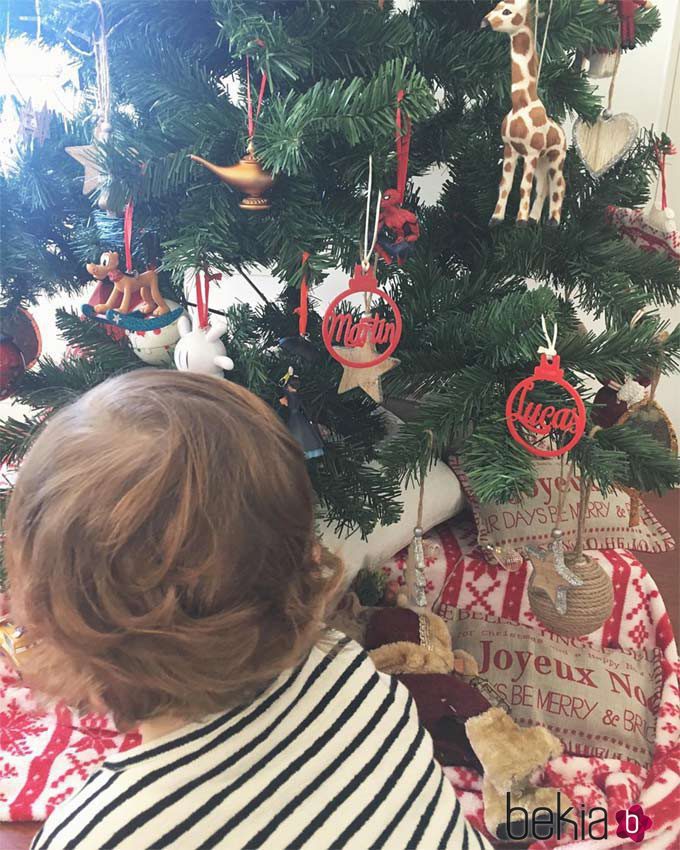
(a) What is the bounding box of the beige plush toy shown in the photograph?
[367,607,478,677]
[466,707,569,840]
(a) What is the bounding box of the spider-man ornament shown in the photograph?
[597,0,654,51]
[376,91,420,265]
[377,188,420,264]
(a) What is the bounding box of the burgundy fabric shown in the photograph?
[592,385,628,429]
[364,607,421,650]
[592,375,653,429]
[398,673,489,768]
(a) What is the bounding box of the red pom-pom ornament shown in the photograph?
[0,335,26,401]
[0,308,42,400]
[506,354,586,458]
[322,264,401,368]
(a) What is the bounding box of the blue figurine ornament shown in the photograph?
[278,368,324,460]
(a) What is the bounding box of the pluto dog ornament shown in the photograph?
[481,0,567,226]
[174,315,234,377]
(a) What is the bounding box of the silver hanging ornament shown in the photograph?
[407,525,428,609]
[548,528,584,614]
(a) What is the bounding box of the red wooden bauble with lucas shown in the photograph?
[506,354,586,458]
[322,265,402,369]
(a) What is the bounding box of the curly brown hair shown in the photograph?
[5,370,342,730]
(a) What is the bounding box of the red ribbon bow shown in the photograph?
[195,268,222,329]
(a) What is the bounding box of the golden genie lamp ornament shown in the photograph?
[189,142,274,210]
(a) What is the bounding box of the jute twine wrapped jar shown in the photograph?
[528,552,614,637]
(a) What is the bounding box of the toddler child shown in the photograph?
[5,370,491,850]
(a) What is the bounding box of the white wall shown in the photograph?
[586,0,680,433]
[3,2,679,435]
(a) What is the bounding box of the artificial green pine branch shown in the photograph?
[54,309,142,370]
[256,59,436,175]
[0,414,46,468]
[594,424,680,494]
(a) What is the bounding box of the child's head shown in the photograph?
[5,370,341,729]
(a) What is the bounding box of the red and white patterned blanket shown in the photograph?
[380,519,680,850]
[1,517,678,850]
[0,617,140,821]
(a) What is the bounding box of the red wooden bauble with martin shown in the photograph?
[322,264,402,369]
[506,354,586,458]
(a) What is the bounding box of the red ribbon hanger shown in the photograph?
[294,252,311,336]
[246,54,268,141]
[395,89,412,205]
[195,268,222,329]
[123,201,134,273]
[655,140,677,211]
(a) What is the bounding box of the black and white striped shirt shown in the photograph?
[32,633,491,849]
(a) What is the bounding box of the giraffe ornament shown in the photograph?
[481,0,567,227]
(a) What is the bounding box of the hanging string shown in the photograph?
[361,156,382,271]
[556,456,566,524]
[34,0,41,41]
[195,268,222,329]
[395,89,412,204]
[415,452,429,533]
[246,55,267,141]
[574,430,599,560]
[534,0,539,54]
[123,201,134,273]
[538,315,558,358]
[295,251,311,336]
[536,0,554,84]
[607,48,623,112]
[91,0,111,137]
[415,431,434,534]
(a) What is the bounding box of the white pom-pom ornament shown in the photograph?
[174,314,234,377]
[616,376,647,407]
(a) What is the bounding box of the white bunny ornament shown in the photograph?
[174,314,234,377]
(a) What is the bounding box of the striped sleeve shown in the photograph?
[31,634,493,850]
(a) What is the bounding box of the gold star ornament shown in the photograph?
[336,342,399,403]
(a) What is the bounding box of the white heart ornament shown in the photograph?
[573,112,639,179]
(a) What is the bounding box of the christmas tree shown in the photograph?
[1,0,679,567]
